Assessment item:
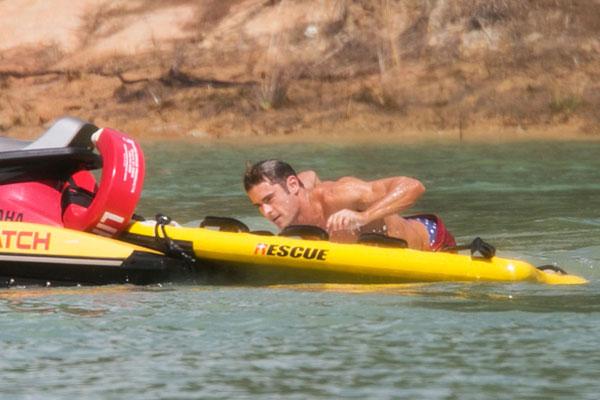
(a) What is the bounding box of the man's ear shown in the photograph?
[286,175,301,195]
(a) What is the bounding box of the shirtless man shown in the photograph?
[243,159,455,251]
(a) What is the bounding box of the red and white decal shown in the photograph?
[62,128,145,237]
[254,243,268,255]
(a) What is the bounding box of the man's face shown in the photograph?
[247,176,301,229]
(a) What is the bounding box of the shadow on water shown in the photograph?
[2,279,598,317]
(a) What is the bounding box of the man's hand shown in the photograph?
[326,209,367,232]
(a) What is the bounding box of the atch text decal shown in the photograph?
[0,229,51,250]
[254,243,328,261]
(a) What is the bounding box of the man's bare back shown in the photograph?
[297,172,431,248]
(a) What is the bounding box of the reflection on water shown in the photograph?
[0,286,132,316]
[3,301,108,317]
[268,281,600,313]
[1,141,600,399]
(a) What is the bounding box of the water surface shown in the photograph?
[1,140,599,399]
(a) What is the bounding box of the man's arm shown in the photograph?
[325,176,425,232]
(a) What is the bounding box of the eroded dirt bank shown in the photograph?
[1,0,599,141]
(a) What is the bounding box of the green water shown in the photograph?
[1,140,600,399]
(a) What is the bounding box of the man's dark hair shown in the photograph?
[243,159,300,191]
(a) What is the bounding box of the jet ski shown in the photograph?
[0,117,193,286]
[0,220,192,286]
[0,117,588,286]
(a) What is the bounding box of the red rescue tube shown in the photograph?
[62,128,145,236]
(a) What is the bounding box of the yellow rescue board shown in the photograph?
[125,222,587,285]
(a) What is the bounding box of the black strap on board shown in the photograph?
[279,225,329,241]
[154,214,196,268]
[444,237,496,259]
[536,264,568,275]
[200,216,250,233]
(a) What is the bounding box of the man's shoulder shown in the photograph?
[314,176,364,191]
[315,177,365,199]
[335,176,361,184]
